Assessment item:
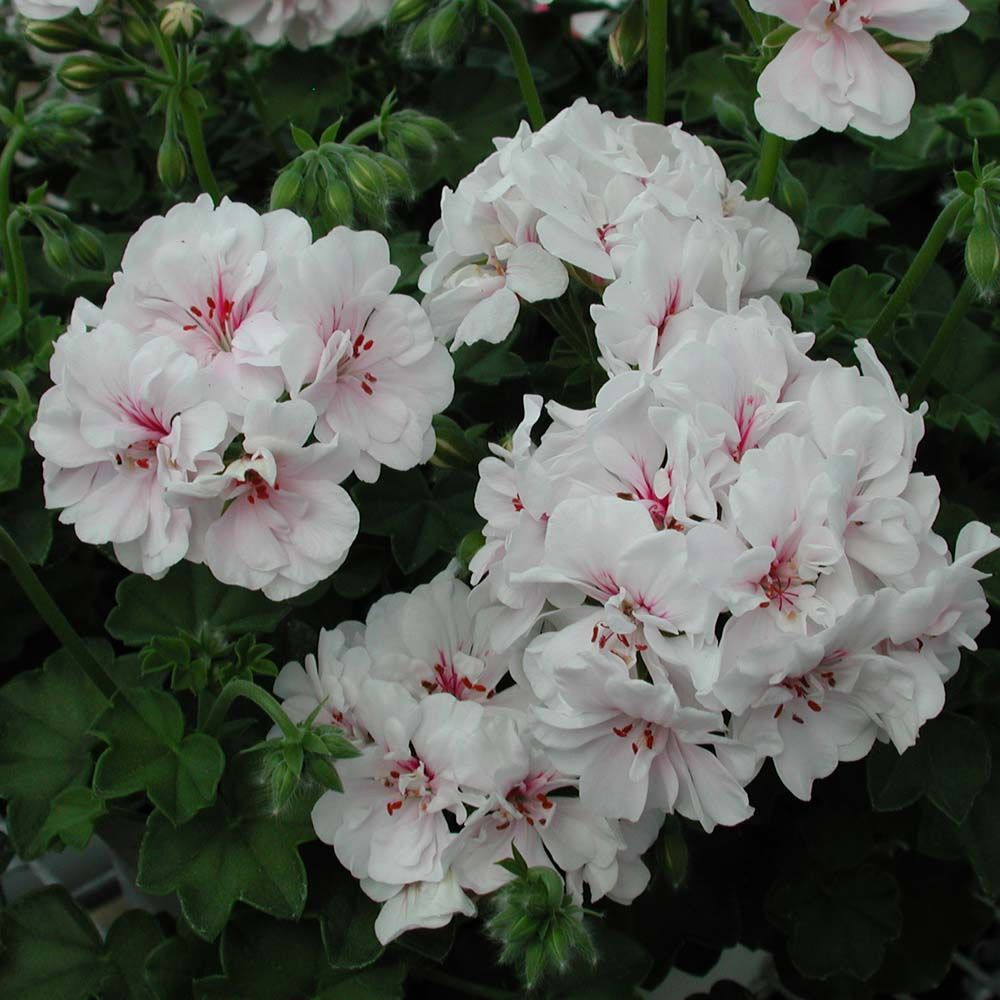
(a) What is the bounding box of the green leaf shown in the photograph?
[0,642,110,857]
[99,911,166,1000]
[192,911,326,1000]
[766,866,902,980]
[826,266,894,335]
[38,786,105,850]
[0,425,25,493]
[93,688,225,825]
[866,712,992,824]
[137,802,312,940]
[319,873,384,971]
[353,468,480,573]
[955,766,1000,895]
[290,123,317,152]
[317,961,407,1000]
[106,562,291,647]
[143,929,221,999]
[65,153,143,214]
[454,335,528,385]
[928,393,1000,442]
[0,887,106,1000]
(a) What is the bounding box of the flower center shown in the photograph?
[382,756,435,815]
[182,285,250,353]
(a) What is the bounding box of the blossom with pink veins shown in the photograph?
[714,590,944,799]
[30,320,228,578]
[102,195,311,419]
[686,434,851,629]
[514,495,718,644]
[279,227,454,483]
[591,213,744,374]
[363,567,526,708]
[168,399,359,600]
[450,714,622,896]
[750,0,968,139]
[311,692,492,889]
[526,622,752,828]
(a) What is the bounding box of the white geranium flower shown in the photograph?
[103,195,311,420]
[202,0,390,48]
[750,0,968,139]
[30,320,228,578]
[278,227,453,483]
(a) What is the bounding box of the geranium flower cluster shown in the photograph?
[418,98,815,354]
[281,103,996,943]
[30,195,453,599]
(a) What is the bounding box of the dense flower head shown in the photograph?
[31,196,453,595]
[418,99,814,353]
[263,99,996,947]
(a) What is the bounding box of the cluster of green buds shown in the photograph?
[251,706,360,811]
[485,848,598,990]
[0,98,98,159]
[140,631,276,694]
[956,148,1000,296]
[270,101,453,232]
[14,184,105,273]
[390,0,475,64]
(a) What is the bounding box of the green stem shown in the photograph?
[484,1,545,130]
[0,126,26,306]
[752,130,783,201]
[732,0,765,44]
[414,968,519,1000]
[0,525,116,697]
[178,89,222,203]
[908,275,976,402]
[204,678,299,738]
[5,213,28,320]
[343,118,381,146]
[646,0,668,123]
[868,194,966,343]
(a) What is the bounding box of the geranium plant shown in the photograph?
[0,0,999,996]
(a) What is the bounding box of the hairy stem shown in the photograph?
[752,130,783,201]
[343,118,381,146]
[646,0,668,122]
[0,525,116,696]
[868,194,966,343]
[485,1,545,130]
[908,275,977,402]
[5,213,28,320]
[732,0,765,44]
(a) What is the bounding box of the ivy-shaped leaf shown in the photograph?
[867,712,992,824]
[38,786,105,850]
[106,562,291,647]
[0,643,110,857]
[93,689,225,826]
[137,802,313,940]
[0,887,107,1000]
[319,873,384,971]
[766,865,902,980]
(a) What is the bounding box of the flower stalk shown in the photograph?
[908,275,977,401]
[5,212,29,320]
[0,126,27,315]
[484,1,545,130]
[646,0,668,122]
[204,677,300,739]
[868,193,966,342]
[178,88,222,203]
[752,130,784,201]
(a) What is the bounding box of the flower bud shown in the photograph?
[157,131,188,190]
[323,175,355,225]
[966,217,1000,293]
[428,2,467,62]
[608,0,645,71]
[486,855,597,990]
[66,225,105,271]
[457,529,485,569]
[388,0,432,24]
[42,231,73,273]
[23,19,93,54]
[389,120,438,159]
[121,15,151,48]
[56,55,117,93]
[712,96,748,136]
[343,150,388,221]
[160,1,204,41]
[401,18,434,61]
[373,152,414,200]
[39,102,97,127]
[270,164,304,211]
[777,170,808,223]
[882,39,931,69]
